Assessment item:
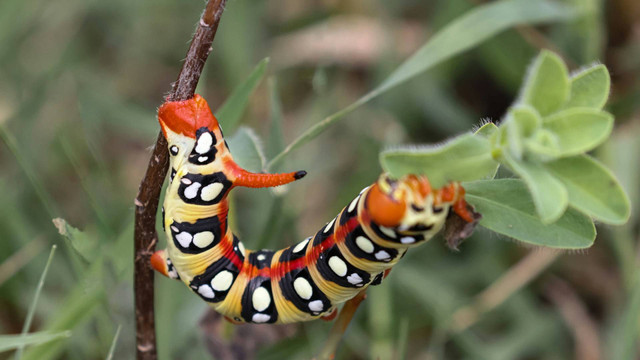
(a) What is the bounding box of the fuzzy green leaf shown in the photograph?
[227,127,266,172]
[542,108,613,156]
[564,64,610,110]
[503,155,568,223]
[465,179,595,248]
[380,134,498,188]
[544,155,630,224]
[216,58,269,131]
[474,122,499,138]
[520,50,570,116]
[505,105,542,159]
[0,331,71,353]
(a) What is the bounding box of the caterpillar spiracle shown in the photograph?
[150,95,476,324]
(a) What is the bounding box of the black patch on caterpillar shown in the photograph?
[169,145,179,156]
[312,219,336,247]
[161,206,165,232]
[370,272,384,286]
[279,268,332,316]
[241,277,278,324]
[166,257,180,280]
[280,237,311,263]
[188,127,218,165]
[169,215,224,254]
[315,245,370,288]
[170,168,177,183]
[248,250,274,270]
[177,171,232,205]
[189,254,240,303]
[339,199,359,226]
[344,226,398,263]
[369,222,400,243]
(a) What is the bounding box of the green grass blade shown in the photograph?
[216,58,269,131]
[0,332,71,353]
[267,0,576,169]
[266,77,286,161]
[14,245,57,360]
[105,325,121,360]
[227,127,266,172]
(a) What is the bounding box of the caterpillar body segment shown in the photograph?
[152,95,475,324]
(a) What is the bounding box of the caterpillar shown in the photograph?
[150,94,476,324]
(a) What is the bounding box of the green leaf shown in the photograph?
[544,155,630,224]
[380,134,499,188]
[503,155,568,223]
[542,108,613,156]
[52,218,97,263]
[216,58,269,131]
[227,127,266,172]
[564,64,610,109]
[464,179,595,248]
[519,50,570,116]
[474,122,499,138]
[0,331,71,353]
[267,0,577,169]
[505,105,542,159]
[523,128,561,161]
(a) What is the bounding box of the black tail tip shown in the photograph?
[294,170,307,180]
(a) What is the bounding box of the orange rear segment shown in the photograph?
[366,183,406,227]
[158,94,220,138]
[150,250,169,277]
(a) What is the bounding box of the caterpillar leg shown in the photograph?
[150,249,180,280]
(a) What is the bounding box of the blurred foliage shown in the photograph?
[0,0,639,359]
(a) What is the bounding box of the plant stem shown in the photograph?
[133,1,226,359]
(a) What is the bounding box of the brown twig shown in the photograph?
[133,1,226,359]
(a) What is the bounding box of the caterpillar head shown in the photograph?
[158,94,306,188]
[158,95,228,166]
[367,174,455,238]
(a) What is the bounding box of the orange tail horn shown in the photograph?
[224,158,306,188]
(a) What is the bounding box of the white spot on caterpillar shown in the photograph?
[168,269,178,279]
[198,156,208,163]
[211,270,233,291]
[347,195,360,213]
[293,277,313,300]
[181,178,192,185]
[355,236,374,254]
[238,241,246,257]
[195,132,213,154]
[197,285,214,299]
[193,231,214,248]
[175,232,193,248]
[170,225,179,233]
[324,217,336,233]
[379,226,396,238]
[257,254,266,261]
[308,300,323,312]
[293,237,310,253]
[328,256,347,277]
[347,273,363,285]
[184,182,201,199]
[401,237,415,244]
[375,250,390,261]
[252,313,270,323]
[252,287,271,312]
[200,182,224,201]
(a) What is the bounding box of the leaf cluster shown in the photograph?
[382,51,630,248]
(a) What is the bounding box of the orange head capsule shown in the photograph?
[366,180,407,227]
[158,94,220,139]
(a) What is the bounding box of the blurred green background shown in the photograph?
[1,0,639,359]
